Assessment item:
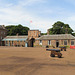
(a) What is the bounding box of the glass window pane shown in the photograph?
[64,40,67,45]
[71,41,74,45]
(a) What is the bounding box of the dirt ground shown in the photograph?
[0,47,75,75]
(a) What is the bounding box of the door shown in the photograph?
[30,38,35,47]
[56,41,59,47]
[25,43,28,47]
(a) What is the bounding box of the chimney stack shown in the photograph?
[47,29,49,35]
[16,33,19,36]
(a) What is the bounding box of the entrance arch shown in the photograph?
[30,38,35,47]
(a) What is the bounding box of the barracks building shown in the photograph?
[0,25,75,47]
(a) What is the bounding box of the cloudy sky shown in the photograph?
[0,0,75,32]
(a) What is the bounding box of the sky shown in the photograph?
[0,0,75,33]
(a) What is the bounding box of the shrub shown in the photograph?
[34,45,42,47]
[59,45,70,48]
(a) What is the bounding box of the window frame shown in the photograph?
[71,40,74,46]
[39,40,42,45]
[48,40,51,45]
[64,40,67,45]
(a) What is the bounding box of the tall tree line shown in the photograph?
[5,24,30,36]
[49,21,74,35]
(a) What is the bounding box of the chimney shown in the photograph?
[47,29,49,35]
[16,33,19,36]
[2,25,5,29]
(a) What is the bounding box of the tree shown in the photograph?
[72,33,75,36]
[5,24,30,36]
[49,21,73,34]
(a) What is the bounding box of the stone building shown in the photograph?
[34,34,75,47]
[1,29,75,47]
[28,30,41,47]
[0,25,7,46]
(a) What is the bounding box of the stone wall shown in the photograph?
[3,41,27,47]
[0,29,7,46]
[34,39,75,47]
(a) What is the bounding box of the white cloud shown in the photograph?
[65,16,75,30]
[0,0,53,33]
[29,19,54,32]
[67,16,75,22]
[0,0,75,33]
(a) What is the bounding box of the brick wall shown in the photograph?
[28,30,41,39]
[34,39,75,47]
[4,40,26,47]
[0,29,7,46]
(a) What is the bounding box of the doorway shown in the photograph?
[30,38,35,47]
[56,41,59,47]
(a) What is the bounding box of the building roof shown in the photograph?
[0,25,6,29]
[2,36,28,41]
[36,34,75,40]
[5,36,28,38]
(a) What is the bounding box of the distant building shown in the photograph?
[0,25,7,46]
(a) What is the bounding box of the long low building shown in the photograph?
[34,34,75,47]
[2,36,28,47]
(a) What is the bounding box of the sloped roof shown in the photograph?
[2,36,28,41]
[36,34,75,40]
[5,36,28,39]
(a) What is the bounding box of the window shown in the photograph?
[6,41,7,44]
[61,40,63,45]
[9,41,10,46]
[6,41,8,46]
[24,40,25,42]
[48,40,51,45]
[12,41,14,46]
[64,40,67,45]
[17,40,19,42]
[39,40,42,45]
[20,40,22,42]
[71,41,74,45]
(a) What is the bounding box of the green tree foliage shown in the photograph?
[41,33,47,35]
[5,24,30,36]
[49,21,73,34]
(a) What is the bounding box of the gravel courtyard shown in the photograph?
[0,47,75,75]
